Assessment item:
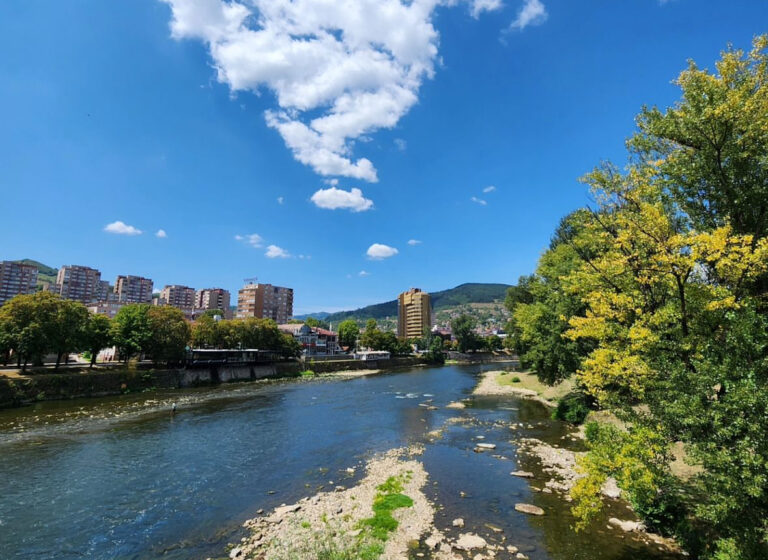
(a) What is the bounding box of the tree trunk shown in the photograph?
[90,350,96,368]
[55,351,62,369]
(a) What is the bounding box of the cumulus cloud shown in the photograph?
[483,185,496,193]
[358,270,371,277]
[366,243,399,260]
[311,186,373,212]
[510,0,547,31]
[104,221,142,236]
[407,239,422,245]
[156,229,168,238]
[471,196,487,205]
[265,244,291,258]
[236,233,264,248]
[162,0,462,182]
[470,0,504,18]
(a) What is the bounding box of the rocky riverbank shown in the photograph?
[473,370,558,407]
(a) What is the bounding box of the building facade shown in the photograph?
[397,288,432,339]
[195,288,231,316]
[278,323,340,356]
[237,282,293,324]
[115,275,153,304]
[0,261,38,305]
[55,265,102,303]
[159,285,196,309]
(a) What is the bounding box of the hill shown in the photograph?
[14,259,58,286]
[324,283,511,324]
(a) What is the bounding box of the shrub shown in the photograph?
[552,391,593,424]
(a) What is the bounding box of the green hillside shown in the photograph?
[14,259,58,286]
[325,283,511,323]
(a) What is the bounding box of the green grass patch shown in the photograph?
[359,474,414,542]
[300,370,316,377]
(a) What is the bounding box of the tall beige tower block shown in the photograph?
[397,288,432,339]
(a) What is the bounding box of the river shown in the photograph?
[0,364,678,559]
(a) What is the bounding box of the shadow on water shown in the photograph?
[0,364,679,559]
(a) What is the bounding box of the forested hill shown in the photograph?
[14,259,57,285]
[324,283,511,323]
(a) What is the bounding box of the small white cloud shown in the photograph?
[298,254,312,260]
[483,185,497,193]
[155,229,167,238]
[266,244,291,258]
[394,138,407,151]
[104,221,142,236]
[277,196,284,205]
[324,178,339,186]
[471,196,488,206]
[470,0,504,19]
[366,243,399,260]
[407,239,422,246]
[358,270,371,277]
[236,233,264,248]
[311,187,373,212]
[510,0,548,31]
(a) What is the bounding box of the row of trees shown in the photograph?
[506,37,768,559]
[0,292,301,370]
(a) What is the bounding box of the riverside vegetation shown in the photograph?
[504,37,768,559]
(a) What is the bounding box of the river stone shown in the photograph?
[608,518,646,532]
[515,503,545,516]
[476,443,496,450]
[452,518,465,527]
[455,533,487,550]
[267,503,301,522]
[602,478,621,499]
[510,470,534,478]
[446,401,466,409]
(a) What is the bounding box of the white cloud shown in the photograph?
[277,196,284,205]
[407,239,422,245]
[236,233,264,248]
[366,243,398,260]
[298,254,311,260]
[104,221,142,236]
[483,185,496,193]
[156,229,168,238]
[471,196,487,205]
[470,0,504,18]
[311,187,373,212]
[162,0,458,182]
[509,0,548,31]
[266,244,291,258]
[358,270,371,277]
[394,138,407,151]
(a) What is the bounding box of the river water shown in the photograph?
[0,364,677,560]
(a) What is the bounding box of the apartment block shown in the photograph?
[55,265,102,303]
[0,261,38,305]
[115,275,153,304]
[397,288,432,339]
[160,285,196,309]
[195,288,231,316]
[237,282,293,324]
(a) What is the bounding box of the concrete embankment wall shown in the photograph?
[0,357,433,409]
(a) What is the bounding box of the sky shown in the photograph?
[1,1,766,315]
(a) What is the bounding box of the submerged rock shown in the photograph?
[454,533,487,550]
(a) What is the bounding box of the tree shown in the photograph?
[47,298,89,368]
[304,316,330,330]
[0,292,60,370]
[145,306,191,364]
[484,334,502,352]
[337,319,360,350]
[111,304,152,362]
[191,314,220,348]
[82,314,112,368]
[450,314,480,353]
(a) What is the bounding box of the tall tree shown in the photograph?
[111,304,152,362]
[450,314,480,353]
[82,314,112,368]
[145,306,191,364]
[47,298,89,368]
[337,319,360,350]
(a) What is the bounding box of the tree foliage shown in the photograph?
[337,319,360,350]
[450,314,481,353]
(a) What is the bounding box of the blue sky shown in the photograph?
[1,0,766,314]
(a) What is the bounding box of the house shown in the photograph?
[278,323,341,356]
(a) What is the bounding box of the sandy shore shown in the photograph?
[323,368,381,378]
[473,370,556,407]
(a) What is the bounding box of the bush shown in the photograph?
[511,376,521,383]
[552,391,593,424]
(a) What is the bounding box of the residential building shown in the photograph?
[115,275,153,304]
[196,288,231,316]
[159,285,196,309]
[278,323,340,356]
[397,288,432,339]
[237,282,293,324]
[87,301,128,319]
[54,265,102,303]
[0,261,38,305]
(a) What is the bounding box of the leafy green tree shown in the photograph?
[47,298,89,368]
[191,314,220,348]
[111,304,152,362]
[145,306,191,364]
[450,314,480,353]
[304,316,330,330]
[82,314,112,368]
[0,292,60,370]
[484,334,502,351]
[337,319,360,350]
[278,332,302,358]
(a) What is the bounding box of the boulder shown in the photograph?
[476,443,497,450]
[514,503,545,516]
[608,518,646,533]
[455,533,488,551]
[452,518,465,527]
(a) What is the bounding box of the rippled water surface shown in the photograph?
[0,364,677,559]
